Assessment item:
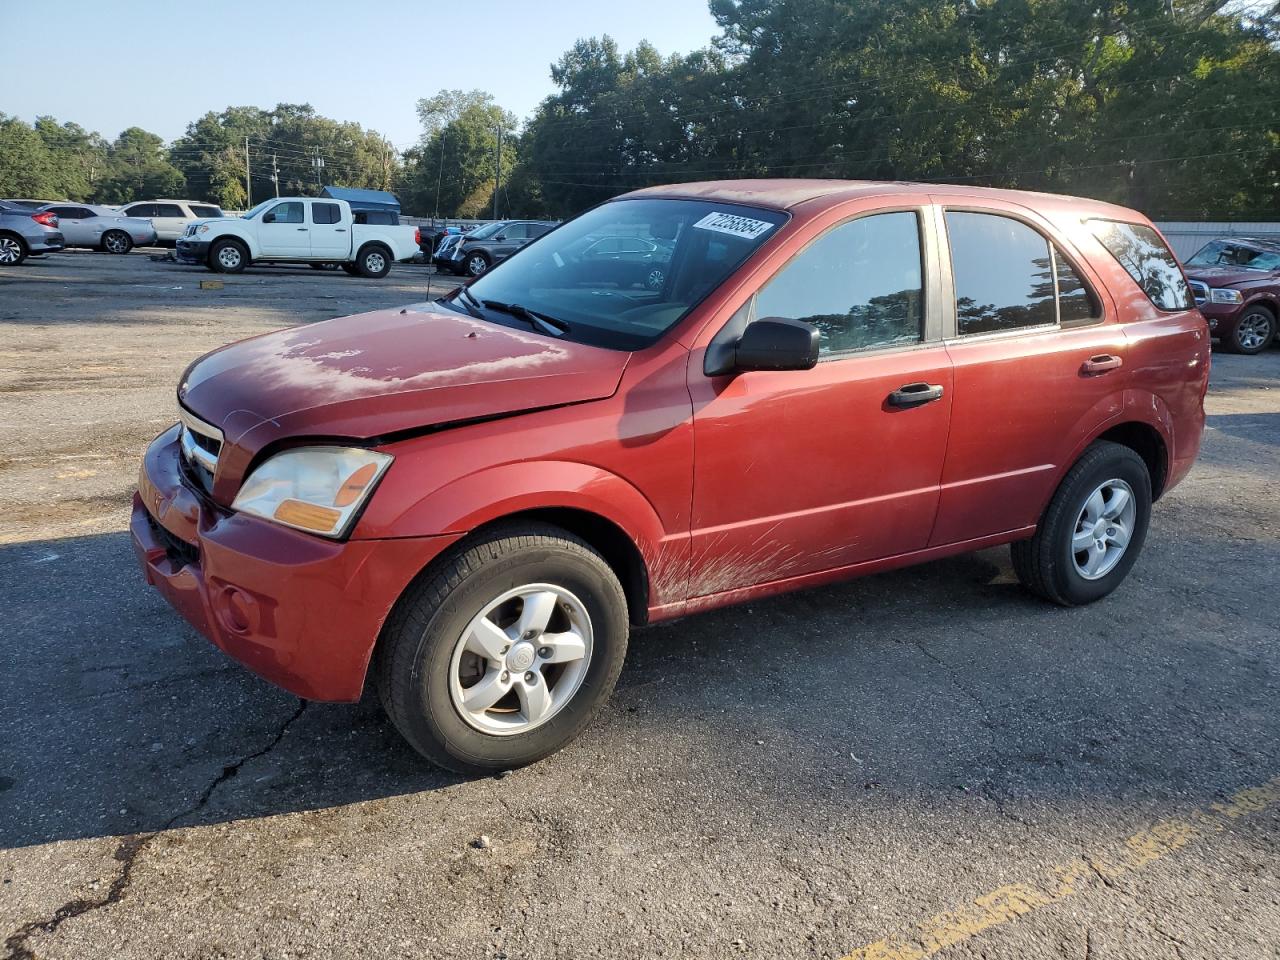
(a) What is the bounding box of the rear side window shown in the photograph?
[312,202,341,225]
[154,203,185,218]
[1086,219,1191,310]
[755,211,924,355]
[190,204,222,218]
[946,212,1057,334]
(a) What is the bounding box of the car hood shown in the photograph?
[1182,265,1274,286]
[179,303,630,457]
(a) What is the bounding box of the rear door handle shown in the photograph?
[887,382,945,408]
[1081,354,1123,375]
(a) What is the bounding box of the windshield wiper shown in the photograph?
[481,299,569,337]
[449,285,484,319]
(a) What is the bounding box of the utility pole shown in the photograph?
[311,149,325,191]
[271,153,280,197]
[244,137,251,207]
[433,130,447,220]
[492,124,502,220]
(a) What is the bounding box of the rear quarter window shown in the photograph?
[1087,219,1191,311]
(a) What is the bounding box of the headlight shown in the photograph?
[1210,288,1243,304]
[232,447,392,538]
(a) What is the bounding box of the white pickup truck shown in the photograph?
[175,197,420,278]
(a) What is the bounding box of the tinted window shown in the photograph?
[529,223,553,238]
[1055,251,1100,325]
[312,202,341,225]
[1086,219,1191,310]
[946,212,1057,334]
[266,202,304,224]
[124,203,156,217]
[51,206,92,219]
[154,204,185,218]
[189,204,223,218]
[502,223,530,240]
[755,211,924,354]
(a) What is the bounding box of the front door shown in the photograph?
[258,201,310,257]
[687,208,954,600]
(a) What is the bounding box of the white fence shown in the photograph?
[1154,222,1280,261]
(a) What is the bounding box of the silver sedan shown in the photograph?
[37,203,158,254]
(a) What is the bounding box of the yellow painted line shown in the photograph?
[844,776,1280,960]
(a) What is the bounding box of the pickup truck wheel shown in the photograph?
[210,239,247,273]
[357,244,391,278]
[101,230,132,255]
[465,251,491,277]
[375,522,629,774]
[0,233,27,266]
[1225,306,1275,355]
[1011,440,1151,607]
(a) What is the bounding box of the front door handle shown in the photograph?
[887,382,945,408]
[1081,354,1123,375]
[296,227,309,232]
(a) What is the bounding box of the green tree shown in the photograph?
[96,127,185,203]
[0,115,62,199]
[401,90,519,217]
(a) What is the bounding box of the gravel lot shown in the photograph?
[1,251,1277,960]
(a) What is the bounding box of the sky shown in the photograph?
[1,0,720,148]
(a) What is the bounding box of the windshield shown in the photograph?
[1186,239,1280,272]
[452,198,788,350]
[466,221,507,240]
[240,200,274,220]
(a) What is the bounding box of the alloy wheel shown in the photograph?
[1238,313,1272,351]
[467,255,488,277]
[0,238,20,264]
[1071,478,1136,580]
[104,232,129,254]
[448,583,593,736]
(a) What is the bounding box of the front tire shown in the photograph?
[209,238,248,273]
[464,251,491,277]
[1225,306,1275,355]
[376,523,630,774]
[0,233,27,266]
[357,244,391,278]
[1011,440,1151,606]
[101,230,133,255]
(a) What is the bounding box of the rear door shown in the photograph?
[150,203,189,242]
[46,206,96,246]
[687,207,954,599]
[257,201,310,257]
[308,201,349,259]
[929,200,1128,546]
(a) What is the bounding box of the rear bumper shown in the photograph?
[175,239,210,264]
[132,426,461,701]
[27,231,63,253]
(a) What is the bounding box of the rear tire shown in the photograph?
[1224,306,1275,355]
[357,244,391,278]
[1011,440,1151,606]
[209,238,248,273]
[375,522,629,774]
[0,233,27,266]
[101,230,132,255]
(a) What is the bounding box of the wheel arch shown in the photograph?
[357,239,393,260]
[0,230,28,254]
[1095,420,1170,501]
[209,232,255,260]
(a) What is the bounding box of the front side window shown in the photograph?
[503,223,530,240]
[1086,219,1191,310]
[455,198,788,351]
[266,202,304,224]
[946,212,1058,334]
[754,211,924,355]
[312,202,341,225]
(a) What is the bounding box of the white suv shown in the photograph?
[118,199,225,244]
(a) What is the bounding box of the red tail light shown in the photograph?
[414,227,421,246]
[31,212,58,227]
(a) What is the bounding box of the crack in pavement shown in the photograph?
[2,698,307,960]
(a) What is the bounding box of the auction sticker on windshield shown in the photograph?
[692,211,776,240]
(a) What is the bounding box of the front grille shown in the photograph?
[179,405,223,494]
[1187,279,1209,307]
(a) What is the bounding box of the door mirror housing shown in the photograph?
[732,318,820,373]
[262,211,276,223]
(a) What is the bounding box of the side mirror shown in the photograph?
[262,211,276,223]
[733,318,820,373]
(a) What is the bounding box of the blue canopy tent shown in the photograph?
[319,186,401,223]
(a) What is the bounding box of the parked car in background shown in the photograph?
[431,231,465,268]
[118,199,225,245]
[38,202,157,253]
[1182,237,1280,354]
[176,197,419,277]
[0,200,64,265]
[449,219,557,276]
[135,180,1207,773]
[563,233,674,290]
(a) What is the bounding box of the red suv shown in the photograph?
[133,181,1208,773]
